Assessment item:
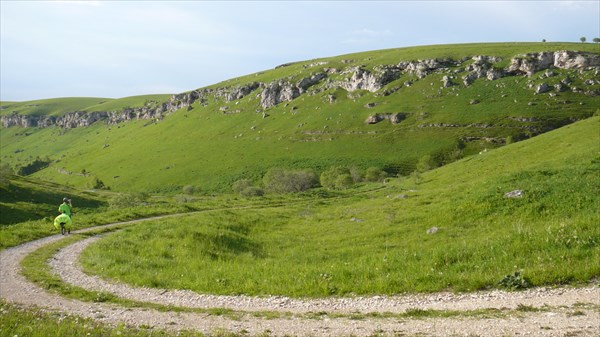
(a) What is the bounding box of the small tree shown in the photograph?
[415,154,438,173]
[364,167,388,182]
[109,193,145,208]
[542,39,546,43]
[232,179,253,193]
[240,186,264,197]
[593,37,600,44]
[263,168,318,193]
[335,174,354,190]
[580,36,586,43]
[0,163,13,188]
[183,185,200,195]
[90,177,108,190]
[320,166,351,190]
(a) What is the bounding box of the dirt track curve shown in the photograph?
[1,220,599,336]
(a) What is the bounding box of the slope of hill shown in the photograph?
[0,174,106,225]
[1,42,598,193]
[80,116,600,295]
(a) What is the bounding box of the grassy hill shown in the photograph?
[0,174,105,225]
[1,42,599,193]
[79,116,600,295]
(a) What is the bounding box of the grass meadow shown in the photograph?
[79,117,600,297]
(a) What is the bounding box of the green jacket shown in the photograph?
[58,202,71,216]
[54,213,72,230]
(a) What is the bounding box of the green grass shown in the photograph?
[2,43,599,193]
[0,174,107,225]
[0,300,214,337]
[78,117,600,297]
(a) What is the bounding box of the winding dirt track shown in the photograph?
[1,219,599,336]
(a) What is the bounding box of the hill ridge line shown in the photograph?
[2,50,598,129]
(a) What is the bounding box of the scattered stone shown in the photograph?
[535,83,551,94]
[504,189,524,198]
[427,227,439,234]
[442,76,453,87]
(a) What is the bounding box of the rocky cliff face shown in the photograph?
[2,50,598,129]
[507,50,600,76]
[260,73,326,108]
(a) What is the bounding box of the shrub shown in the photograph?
[232,179,254,194]
[320,166,351,189]
[240,186,264,197]
[497,271,532,290]
[0,163,13,188]
[349,166,363,183]
[415,154,438,173]
[263,168,319,193]
[183,185,199,195]
[90,177,108,190]
[109,193,146,208]
[335,174,354,189]
[364,167,388,182]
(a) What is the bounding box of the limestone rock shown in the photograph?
[504,189,524,198]
[535,83,551,94]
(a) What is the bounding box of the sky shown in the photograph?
[1,0,599,102]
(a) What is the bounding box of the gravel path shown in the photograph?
[2,224,600,336]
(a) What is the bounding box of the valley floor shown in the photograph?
[1,222,599,337]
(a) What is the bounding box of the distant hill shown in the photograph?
[1,42,599,193]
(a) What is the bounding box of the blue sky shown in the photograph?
[1,1,598,102]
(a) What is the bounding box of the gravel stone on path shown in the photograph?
[2,222,599,336]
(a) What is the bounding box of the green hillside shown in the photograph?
[80,116,600,295]
[0,174,105,225]
[1,42,599,193]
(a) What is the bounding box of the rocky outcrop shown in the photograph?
[365,113,406,125]
[260,81,301,109]
[260,73,326,108]
[399,58,452,78]
[218,82,260,102]
[507,52,554,76]
[58,111,109,128]
[508,51,600,76]
[337,66,400,92]
[554,50,600,69]
[462,55,504,85]
[442,76,453,87]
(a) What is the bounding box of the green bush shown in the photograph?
[497,271,532,290]
[263,168,319,193]
[90,177,108,190]
[415,154,438,173]
[109,193,146,209]
[320,166,351,189]
[240,186,265,197]
[364,167,388,182]
[182,185,199,195]
[0,163,13,188]
[232,179,254,193]
[335,174,354,189]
